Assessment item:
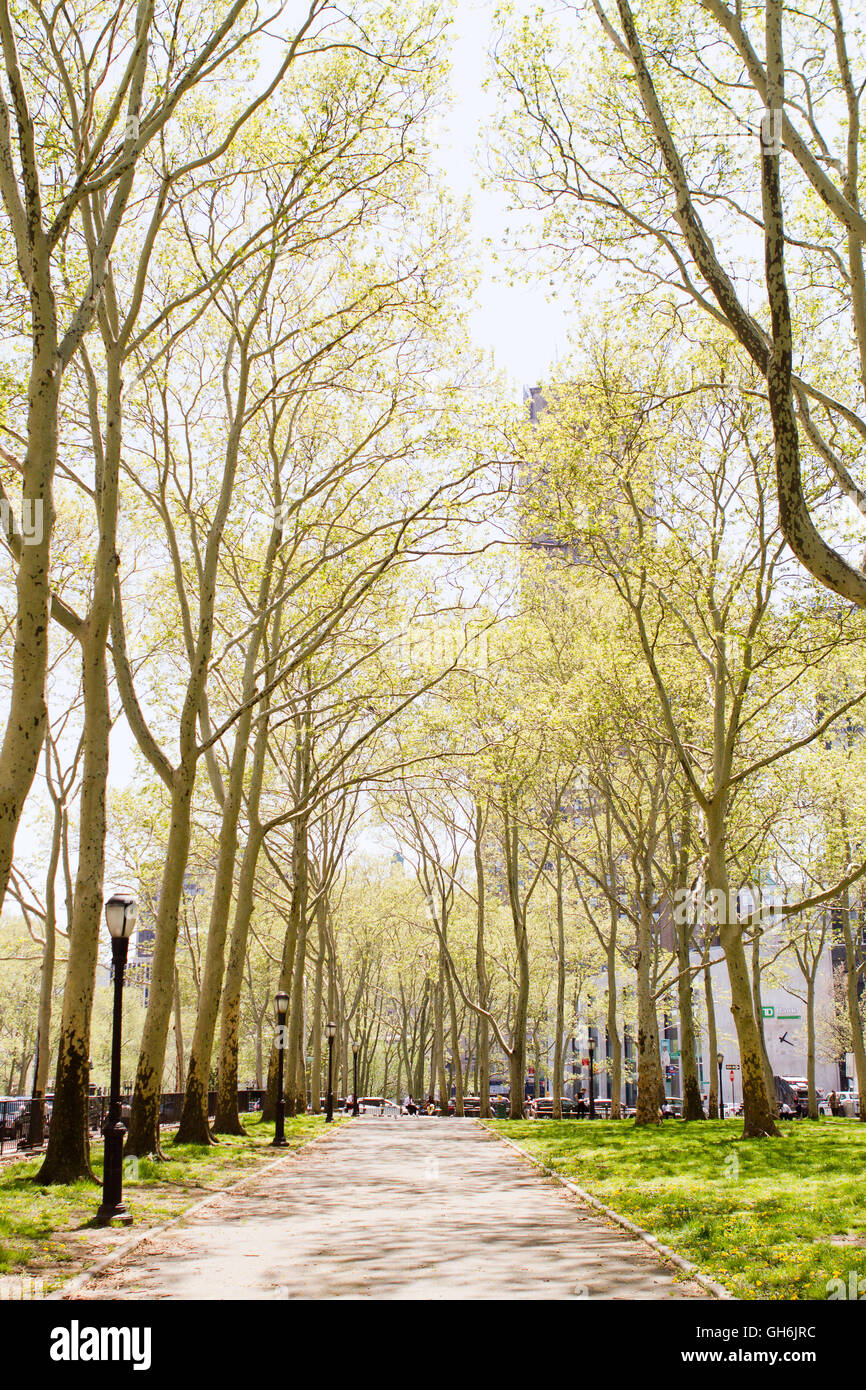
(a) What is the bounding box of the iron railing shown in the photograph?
[0,1089,267,1155]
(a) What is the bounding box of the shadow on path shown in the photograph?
[69,1118,711,1300]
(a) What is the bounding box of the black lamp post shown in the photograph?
[273,991,289,1146]
[326,1021,336,1123]
[717,1052,725,1120]
[352,1040,360,1116]
[97,893,137,1226]
[587,1035,596,1120]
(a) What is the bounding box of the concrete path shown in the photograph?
[69,1118,710,1300]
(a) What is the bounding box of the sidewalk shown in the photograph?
[66,1118,711,1300]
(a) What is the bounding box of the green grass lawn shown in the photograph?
[486,1116,866,1300]
[0,1113,338,1292]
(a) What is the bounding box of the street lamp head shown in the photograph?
[274,991,289,1023]
[352,1040,360,1055]
[717,1052,724,1066]
[587,1036,595,1055]
[327,1020,337,1040]
[105,893,138,939]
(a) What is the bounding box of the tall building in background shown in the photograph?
[521,383,571,558]
[124,874,203,1007]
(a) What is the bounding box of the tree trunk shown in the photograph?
[414,990,428,1101]
[607,939,622,1119]
[326,931,340,1109]
[602,807,622,1119]
[213,828,263,1133]
[125,768,194,1157]
[339,1016,348,1102]
[284,805,311,1118]
[310,907,324,1114]
[30,788,61,1147]
[707,803,779,1137]
[435,958,448,1109]
[553,846,565,1118]
[507,1048,524,1118]
[176,515,280,1144]
[285,895,311,1118]
[213,663,274,1133]
[503,807,529,1120]
[703,943,720,1119]
[17,1043,32,1094]
[262,853,304,1122]
[805,970,818,1119]
[673,795,703,1121]
[175,699,255,1144]
[38,339,127,1182]
[635,906,662,1126]
[254,1012,263,1090]
[445,960,464,1115]
[474,802,491,1118]
[840,885,866,1122]
[0,287,58,916]
[295,1000,307,1114]
[173,968,184,1092]
[720,927,779,1135]
[677,920,704,1120]
[751,934,779,1116]
[509,923,529,1122]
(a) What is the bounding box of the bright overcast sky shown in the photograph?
[437,0,575,393]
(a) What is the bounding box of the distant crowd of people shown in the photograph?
[347,1085,850,1121]
[402,1095,440,1115]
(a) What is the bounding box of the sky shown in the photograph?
[438,0,575,390]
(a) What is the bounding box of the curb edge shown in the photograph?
[475,1119,734,1302]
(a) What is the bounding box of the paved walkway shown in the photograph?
[68,1119,710,1300]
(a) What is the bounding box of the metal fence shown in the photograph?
[0,1097,33,1150]
[0,1089,267,1155]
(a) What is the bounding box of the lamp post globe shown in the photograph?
[105,894,137,940]
[97,893,137,1225]
[717,1053,725,1120]
[352,1040,360,1116]
[273,992,290,1147]
[326,1021,336,1123]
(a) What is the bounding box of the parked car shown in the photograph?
[316,1095,347,1111]
[766,1076,841,1117]
[528,1096,588,1118]
[783,1079,831,1116]
[591,1097,615,1117]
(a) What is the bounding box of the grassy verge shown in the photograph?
[486,1116,866,1300]
[0,1113,342,1293]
